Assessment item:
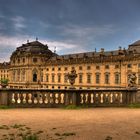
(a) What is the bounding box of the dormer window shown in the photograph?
[23,58,25,63]
[18,58,20,63]
[127,64,132,68]
[33,58,38,63]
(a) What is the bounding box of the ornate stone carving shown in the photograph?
[67,67,77,89]
[128,73,137,87]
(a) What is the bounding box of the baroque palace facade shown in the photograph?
[0,39,140,89]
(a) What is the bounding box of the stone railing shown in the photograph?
[0,88,138,107]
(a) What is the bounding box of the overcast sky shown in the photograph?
[0,0,140,62]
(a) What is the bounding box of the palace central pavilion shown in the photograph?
[0,39,140,89]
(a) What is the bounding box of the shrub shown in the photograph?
[128,103,140,108]
[0,78,9,85]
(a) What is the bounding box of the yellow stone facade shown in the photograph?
[1,40,140,89]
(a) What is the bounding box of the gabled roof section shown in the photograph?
[129,40,140,46]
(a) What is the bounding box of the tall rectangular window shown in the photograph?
[64,74,68,83]
[22,70,25,82]
[138,74,140,85]
[17,70,20,82]
[58,74,61,83]
[79,66,82,70]
[46,74,49,82]
[87,74,91,83]
[96,73,100,84]
[115,73,120,84]
[79,74,83,83]
[40,73,43,82]
[105,73,110,84]
[13,70,16,82]
[52,74,55,83]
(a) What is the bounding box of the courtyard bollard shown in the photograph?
[0,89,8,106]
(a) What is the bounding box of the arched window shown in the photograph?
[32,68,38,82]
[105,72,110,84]
[95,72,100,84]
[115,73,120,84]
[13,70,16,82]
[33,73,37,82]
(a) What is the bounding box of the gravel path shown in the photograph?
[0,108,140,140]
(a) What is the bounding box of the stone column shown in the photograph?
[0,90,8,106]
[72,92,77,105]
[65,92,70,106]
[136,90,140,103]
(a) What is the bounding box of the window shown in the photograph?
[105,65,109,69]
[96,66,100,70]
[96,73,100,84]
[13,60,15,64]
[46,68,49,71]
[87,74,91,83]
[115,65,119,69]
[40,73,43,82]
[52,74,55,82]
[138,74,140,85]
[87,66,91,70]
[64,67,68,71]
[127,64,132,68]
[23,58,25,63]
[58,74,61,83]
[79,66,82,70]
[21,70,25,82]
[33,58,37,63]
[105,73,110,84]
[33,73,37,82]
[46,74,49,82]
[52,67,55,71]
[71,66,75,70]
[18,58,20,63]
[64,74,68,83]
[58,67,61,71]
[115,73,120,84]
[17,70,20,81]
[13,70,16,82]
[79,74,83,83]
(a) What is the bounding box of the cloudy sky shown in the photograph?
[0,0,140,62]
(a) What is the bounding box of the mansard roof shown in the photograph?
[50,48,129,61]
[0,62,10,69]
[129,40,140,46]
[128,40,140,53]
[10,40,56,59]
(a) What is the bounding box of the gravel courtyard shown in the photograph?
[0,108,140,140]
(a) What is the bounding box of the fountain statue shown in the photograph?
[128,73,137,87]
[67,67,77,89]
